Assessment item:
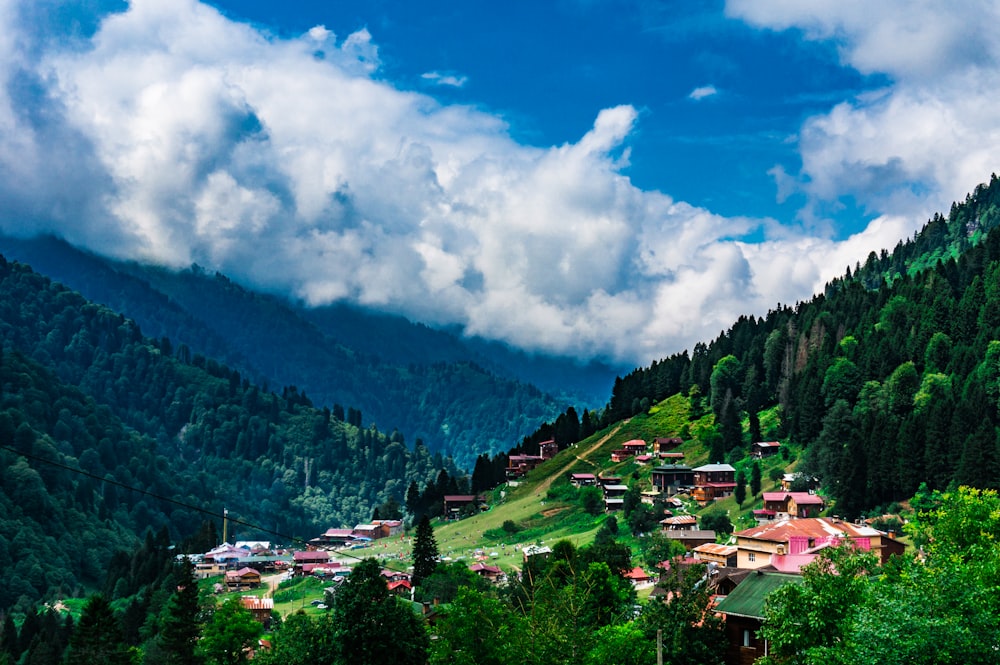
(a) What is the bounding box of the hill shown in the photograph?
[0,235,624,469]
[0,254,455,610]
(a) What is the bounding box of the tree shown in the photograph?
[639,563,725,665]
[199,597,262,665]
[331,558,429,665]
[734,469,746,506]
[415,560,489,604]
[155,558,204,665]
[412,515,439,587]
[64,595,132,665]
[750,461,762,496]
[768,467,784,488]
[252,612,334,665]
[699,511,732,535]
[430,587,522,665]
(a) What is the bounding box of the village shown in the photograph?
[184,435,904,665]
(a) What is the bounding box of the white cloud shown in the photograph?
[688,84,718,100]
[421,71,468,88]
[0,0,991,368]
[728,0,1000,234]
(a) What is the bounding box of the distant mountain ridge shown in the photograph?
[0,235,623,468]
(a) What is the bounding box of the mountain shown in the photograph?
[0,235,624,469]
[0,254,456,609]
[520,175,1000,518]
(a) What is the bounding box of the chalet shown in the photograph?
[240,597,274,626]
[371,520,404,538]
[623,439,647,454]
[659,451,685,461]
[635,454,654,465]
[734,517,905,569]
[640,490,662,505]
[569,473,597,487]
[469,562,505,584]
[352,524,380,540]
[204,543,248,566]
[387,579,412,596]
[760,492,825,520]
[751,441,781,458]
[651,464,694,495]
[663,529,717,550]
[660,514,698,531]
[715,571,804,665]
[292,550,330,575]
[539,439,559,459]
[692,543,738,568]
[225,567,261,590]
[692,463,737,504]
[781,473,818,492]
[507,454,545,479]
[194,561,226,579]
[234,541,271,554]
[598,475,623,486]
[443,494,487,518]
[610,449,631,463]
[602,484,629,499]
[655,437,683,453]
[312,528,356,548]
[382,568,411,583]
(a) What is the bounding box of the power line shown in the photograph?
[0,442,413,573]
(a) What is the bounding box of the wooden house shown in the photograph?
[715,571,804,665]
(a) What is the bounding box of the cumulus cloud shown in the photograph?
[728,0,1000,227]
[0,0,987,367]
[688,84,718,100]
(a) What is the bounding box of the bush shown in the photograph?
[502,519,521,534]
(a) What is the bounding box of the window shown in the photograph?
[743,629,752,647]
[748,552,756,562]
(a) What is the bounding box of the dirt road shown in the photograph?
[532,422,625,495]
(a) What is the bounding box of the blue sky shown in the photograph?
[1,0,998,365]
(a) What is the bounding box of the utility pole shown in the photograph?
[657,628,663,665]
[223,507,228,545]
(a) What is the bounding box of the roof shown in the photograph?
[443,495,478,502]
[663,529,716,540]
[714,571,803,619]
[736,517,885,543]
[293,550,330,562]
[226,567,260,578]
[762,491,824,505]
[660,515,698,525]
[693,543,737,557]
[653,464,693,472]
[753,441,781,448]
[322,528,355,537]
[694,463,736,472]
[469,563,503,575]
[240,597,274,610]
[603,484,629,491]
[570,473,596,479]
[623,439,647,447]
[624,566,651,580]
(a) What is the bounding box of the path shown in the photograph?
[533,421,626,495]
[261,572,284,597]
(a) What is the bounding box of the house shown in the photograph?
[610,449,631,463]
[539,439,559,459]
[194,561,226,579]
[240,597,274,626]
[714,571,804,665]
[598,476,623,486]
[507,454,545,479]
[660,514,698,531]
[204,543,249,566]
[659,452,685,461]
[651,464,694,495]
[469,562,505,584]
[623,566,654,588]
[569,473,597,487]
[522,545,552,561]
[692,463,737,504]
[761,492,825,520]
[734,517,905,569]
[663,530,717,550]
[371,520,405,538]
[655,437,683,453]
[443,494,487,518]
[605,497,625,512]
[225,567,261,590]
[602,484,629,499]
[692,543,738,568]
[311,528,356,548]
[751,441,781,458]
[623,439,647,454]
[234,541,271,554]
[292,550,330,575]
[634,454,654,465]
[780,473,818,492]
[387,579,412,596]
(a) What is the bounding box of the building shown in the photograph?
[715,571,804,665]
[663,529,717,550]
[692,463,737,504]
[734,517,905,569]
[569,473,597,487]
[443,495,487,518]
[651,464,694,495]
[655,437,684,453]
[539,439,559,459]
[507,454,545,479]
[760,492,825,520]
[692,543,738,568]
[751,441,781,458]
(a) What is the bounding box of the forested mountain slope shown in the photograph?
[0,254,454,609]
[0,235,617,468]
[532,176,1000,517]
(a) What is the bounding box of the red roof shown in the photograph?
[624,566,651,581]
[388,580,412,591]
[293,551,330,562]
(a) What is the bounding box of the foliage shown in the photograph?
[429,587,522,665]
[414,561,489,604]
[251,611,334,665]
[699,511,733,534]
[639,563,726,665]
[198,597,262,665]
[330,558,429,665]
[412,515,440,587]
[64,595,133,665]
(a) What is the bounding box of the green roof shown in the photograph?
[714,572,803,619]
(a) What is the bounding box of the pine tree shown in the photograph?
[412,515,439,587]
[65,595,132,665]
[157,558,204,665]
[750,461,762,496]
[735,469,747,506]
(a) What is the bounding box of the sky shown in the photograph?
[1,0,999,367]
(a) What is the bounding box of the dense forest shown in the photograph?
[0,255,462,609]
[521,175,1000,517]
[0,235,619,468]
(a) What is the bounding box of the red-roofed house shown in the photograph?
[660,514,699,531]
[655,437,683,452]
[240,597,274,625]
[692,464,737,504]
[569,473,597,487]
[225,567,261,590]
[507,454,545,479]
[538,439,559,459]
[443,494,488,518]
[387,579,412,596]
[734,517,904,569]
[761,492,825,520]
[469,562,505,584]
[624,566,653,587]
